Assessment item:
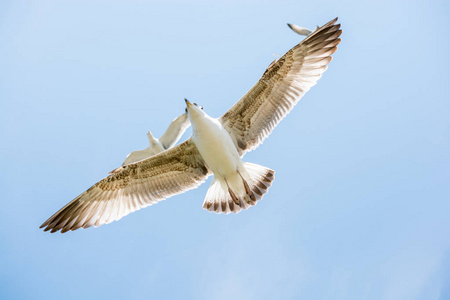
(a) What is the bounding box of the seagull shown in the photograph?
[40,18,342,233]
[287,23,320,36]
[112,113,190,171]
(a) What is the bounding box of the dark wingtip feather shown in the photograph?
[330,17,338,24]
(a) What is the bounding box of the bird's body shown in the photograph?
[186,101,270,212]
[40,18,342,233]
[190,109,240,177]
[287,23,321,36]
[287,23,313,36]
[121,131,164,165]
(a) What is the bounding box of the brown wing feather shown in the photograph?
[220,18,342,155]
[40,139,210,233]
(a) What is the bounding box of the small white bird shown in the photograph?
[41,18,342,233]
[287,23,320,36]
[119,113,190,167]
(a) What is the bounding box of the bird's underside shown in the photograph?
[41,18,342,233]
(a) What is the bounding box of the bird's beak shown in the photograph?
[185,98,192,108]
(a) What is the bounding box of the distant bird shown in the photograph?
[114,113,190,170]
[40,18,342,233]
[287,23,320,36]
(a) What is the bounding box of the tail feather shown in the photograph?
[202,162,275,214]
[203,177,232,213]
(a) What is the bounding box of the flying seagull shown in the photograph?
[114,112,190,169]
[40,18,342,233]
[287,23,314,36]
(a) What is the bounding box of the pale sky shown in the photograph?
[1,0,449,299]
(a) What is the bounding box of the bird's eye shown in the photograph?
[192,103,203,110]
[185,107,188,113]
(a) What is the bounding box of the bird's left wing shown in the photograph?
[220,18,341,156]
[40,139,210,233]
[120,147,156,167]
[159,113,191,149]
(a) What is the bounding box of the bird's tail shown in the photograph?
[202,162,275,214]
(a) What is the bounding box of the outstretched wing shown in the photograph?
[41,139,210,233]
[159,113,191,149]
[120,147,157,167]
[220,18,341,156]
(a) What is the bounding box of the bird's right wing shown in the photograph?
[159,113,191,149]
[220,18,341,156]
[41,138,210,233]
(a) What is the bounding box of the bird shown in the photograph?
[287,23,320,36]
[111,112,190,172]
[40,18,342,233]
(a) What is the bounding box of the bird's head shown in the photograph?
[185,98,205,119]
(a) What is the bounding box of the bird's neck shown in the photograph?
[190,113,222,137]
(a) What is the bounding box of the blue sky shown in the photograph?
[1,0,449,299]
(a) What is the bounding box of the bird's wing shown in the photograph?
[159,113,191,149]
[41,139,210,233]
[121,148,156,166]
[220,18,341,156]
[287,23,312,36]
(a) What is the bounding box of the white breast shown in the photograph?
[191,116,241,177]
